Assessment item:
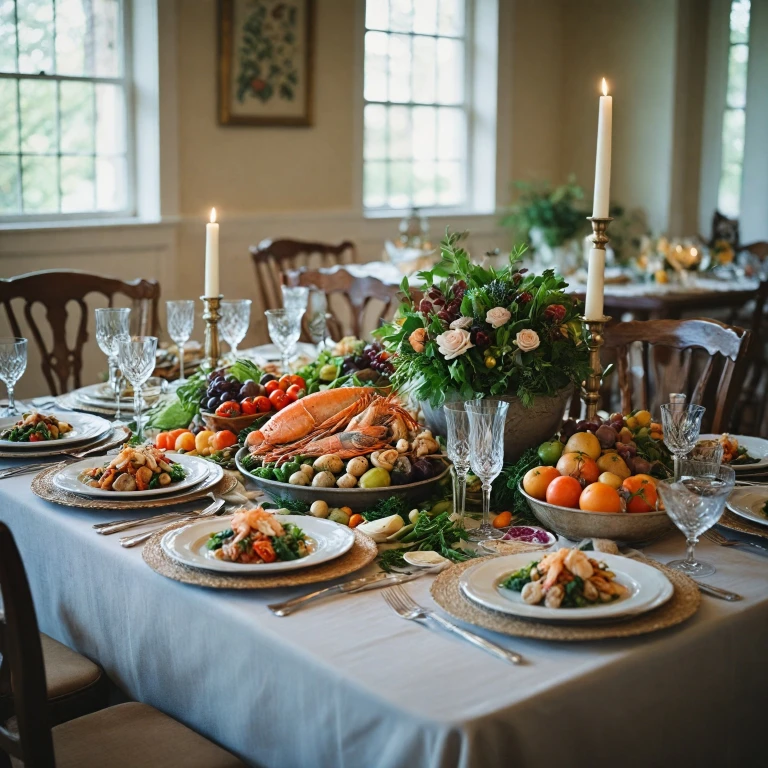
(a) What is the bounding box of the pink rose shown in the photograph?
[408,328,428,353]
[449,316,473,330]
[486,307,511,329]
[515,329,540,352]
[435,328,474,361]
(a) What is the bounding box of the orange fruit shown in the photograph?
[632,473,658,487]
[546,475,583,508]
[556,452,600,485]
[174,431,196,452]
[212,430,238,451]
[622,476,658,513]
[579,482,622,513]
[493,511,513,528]
[522,466,561,500]
[564,431,602,460]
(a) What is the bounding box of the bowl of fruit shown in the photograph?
[519,411,675,543]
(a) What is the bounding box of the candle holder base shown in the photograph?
[201,295,224,372]
[581,315,611,421]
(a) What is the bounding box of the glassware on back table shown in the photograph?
[443,402,471,530]
[166,300,195,383]
[117,336,158,439]
[265,309,303,375]
[0,337,28,416]
[660,403,705,480]
[307,290,329,354]
[95,308,131,421]
[466,399,509,541]
[657,460,735,577]
[281,285,309,314]
[220,299,252,359]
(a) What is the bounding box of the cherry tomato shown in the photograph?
[155,432,173,450]
[28,433,44,442]
[174,431,196,452]
[269,389,290,410]
[215,401,241,418]
[254,395,272,413]
[278,374,292,392]
[285,384,304,402]
[264,380,280,395]
[212,430,237,450]
[288,375,306,389]
[348,514,364,528]
[240,397,258,416]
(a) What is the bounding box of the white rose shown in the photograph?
[435,328,474,361]
[515,329,540,352]
[486,307,511,329]
[449,316,473,330]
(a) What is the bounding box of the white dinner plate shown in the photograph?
[698,434,768,471]
[460,552,673,623]
[726,487,768,527]
[54,453,216,499]
[0,412,112,450]
[162,514,355,574]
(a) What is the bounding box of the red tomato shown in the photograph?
[288,375,306,389]
[278,375,292,392]
[168,428,187,443]
[155,432,173,450]
[285,384,304,401]
[253,395,272,413]
[269,390,290,410]
[264,380,280,395]
[252,539,277,563]
[212,430,237,450]
[28,433,44,442]
[215,401,241,418]
[240,397,258,416]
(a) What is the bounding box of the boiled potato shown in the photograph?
[313,454,344,474]
[346,456,369,477]
[312,471,336,488]
[336,473,358,488]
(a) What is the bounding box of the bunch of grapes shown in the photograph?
[341,342,394,376]
[200,371,262,413]
[418,280,467,326]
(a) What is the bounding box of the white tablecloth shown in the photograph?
[0,468,766,768]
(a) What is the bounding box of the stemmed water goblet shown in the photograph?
[660,403,706,479]
[117,336,158,439]
[0,337,28,416]
[657,459,735,577]
[465,399,509,541]
[95,308,131,422]
[166,300,195,383]
[265,309,303,375]
[443,402,471,530]
[281,285,309,314]
[306,290,329,355]
[220,299,252,360]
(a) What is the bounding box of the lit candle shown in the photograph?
[592,78,612,218]
[205,208,220,297]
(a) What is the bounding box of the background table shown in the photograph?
[0,470,766,768]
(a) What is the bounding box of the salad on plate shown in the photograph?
[80,445,185,492]
[1,412,73,443]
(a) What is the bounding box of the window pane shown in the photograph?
[0,79,19,152]
[726,44,748,108]
[56,0,89,75]
[96,83,124,154]
[436,37,463,104]
[412,106,436,161]
[61,80,95,153]
[94,0,121,77]
[0,156,20,213]
[389,0,412,32]
[365,31,388,102]
[20,79,56,153]
[437,107,464,159]
[413,0,438,34]
[22,155,58,212]
[366,0,389,31]
[17,0,54,74]
[436,160,462,205]
[364,161,387,208]
[364,104,386,160]
[413,160,436,207]
[437,0,465,36]
[412,36,436,103]
[388,33,411,103]
[0,1,18,73]
[729,0,750,43]
[388,160,412,208]
[96,154,126,211]
[718,109,745,217]
[388,105,410,159]
[61,155,95,211]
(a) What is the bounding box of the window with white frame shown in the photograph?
[363,0,470,213]
[0,0,130,218]
[716,0,751,218]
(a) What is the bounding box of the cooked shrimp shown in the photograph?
[564,549,594,580]
[521,581,544,605]
[230,507,285,544]
[544,584,565,608]
[541,549,568,590]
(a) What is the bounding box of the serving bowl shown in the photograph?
[519,485,674,544]
[201,411,261,433]
[236,447,451,512]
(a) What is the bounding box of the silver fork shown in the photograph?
[704,528,768,553]
[119,497,226,548]
[94,492,219,535]
[381,585,524,665]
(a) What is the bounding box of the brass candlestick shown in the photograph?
[201,295,223,371]
[581,216,613,421]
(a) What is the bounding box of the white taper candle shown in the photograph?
[205,208,220,297]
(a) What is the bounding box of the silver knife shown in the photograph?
[692,580,742,601]
[268,569,436,616]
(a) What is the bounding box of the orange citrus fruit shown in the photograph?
[622,476,658,513]
[556,452,600,485]
[522,466,561,500]
[579,482,622,513]
[546,475,583,508]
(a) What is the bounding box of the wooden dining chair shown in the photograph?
[0,522,244,768]
[0,270,161,396]
[602,318,751,433]
[284,264,404,341]
[249,238,357,316]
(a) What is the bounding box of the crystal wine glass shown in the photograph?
[220,299,252,359]
[265,308,303,375]
[466,399,509,541]
[660,403,706,479]
[166,300,195,382]
[657,460,735,577]
[444,401,471,530]
[117,336,158,439]
[0,337,28,416]
[281,285,309,314]
[306,290,329,355]
[95,308,131,421]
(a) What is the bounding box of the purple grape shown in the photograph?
[575,420,591,432]
[207,397,219,411]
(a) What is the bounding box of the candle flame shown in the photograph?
[210,207,217,224]
[691,247,698,257]
[601,78,609,96]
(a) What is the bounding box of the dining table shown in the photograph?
[0,446,766,767]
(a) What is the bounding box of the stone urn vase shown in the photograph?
[421,386,573,464]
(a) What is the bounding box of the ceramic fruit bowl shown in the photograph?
[201,411,261,433]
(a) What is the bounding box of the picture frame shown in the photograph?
[217,0,315,127]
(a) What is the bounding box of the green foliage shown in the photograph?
[361,496,410,523]
[492,447,542,524]
[262,495,310,515]
[145,372,206,431]
[499,561,539,591]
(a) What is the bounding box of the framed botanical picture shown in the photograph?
[218,0,314,126]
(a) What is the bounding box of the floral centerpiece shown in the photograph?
[377,232,590,410]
